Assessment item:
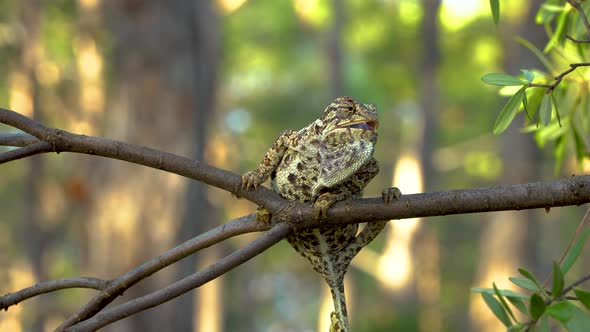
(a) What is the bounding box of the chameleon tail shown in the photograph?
[328,281,349,332]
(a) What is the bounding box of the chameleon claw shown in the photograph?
[241,171,260,190]
[382,187,402,204]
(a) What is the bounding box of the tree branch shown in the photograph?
[0,215,258,325]
[0,132,39,147]
[2,108,590,330]
[0,107,283,211]
[64,223,292,332]
[0,140,52,163]
[0,277,107,309]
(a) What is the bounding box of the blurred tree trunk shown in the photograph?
[20,1,48,331]
[471,1,546,331]
[95,1,219,331]
[328,0,344,97]
[173,1,220,331]
[416,1,442,332]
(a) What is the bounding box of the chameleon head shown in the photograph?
[320,96,379,146]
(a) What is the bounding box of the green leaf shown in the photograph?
[538,315,551,332]
[482,73,525,86]
[530,293,547,320]
[522,90,532,120]
[551,93,561,127]
[546,301,576,323]
[510,276,542,291]
[518,268,545,293]
[471,287,528,298]
[494,87,526,135]
[564,303,590,332]
[552,261,565,298]
[574,288,590,310]
[572,125,586,167]
[508,323,525,331]
[507,296,528,315]
[562,228,590,275]
[482,292,513,327]
[540,93,552,125]
[494,282,517,322]
[544,8,570,53]
[489,0,500,25]
[554,134,567,175]
[521,69,535,83]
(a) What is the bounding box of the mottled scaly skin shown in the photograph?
[242,96,400,332]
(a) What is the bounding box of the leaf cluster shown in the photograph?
[485,0,590,172]
[472,228,590,331]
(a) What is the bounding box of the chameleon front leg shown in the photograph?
[241,129,298,189]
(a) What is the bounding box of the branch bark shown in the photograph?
[2,108,590,331]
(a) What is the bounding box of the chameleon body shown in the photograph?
[242,96,400,331]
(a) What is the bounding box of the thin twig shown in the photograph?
[566,35,590,43]
[0,277,107,310]
[528,62,590,92]
[64,223,292,332]
[0,141,52,164]
[568,1,590,39]
[543,206,590,288]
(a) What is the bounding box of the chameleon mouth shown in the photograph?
[340,120,378,131]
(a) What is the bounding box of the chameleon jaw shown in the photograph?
[337,120,378,131]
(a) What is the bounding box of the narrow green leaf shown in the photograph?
[561,228,590,275]
[521,69,535,83]
[494,87,526,135]
[552,261,565,298]
[546,301,576,323]
[482,73,525,86]
[572,125,586,167]
[507,296,528,315]
[482,292,513,327]
[540,93,552,125]
[530,293,547,320]
[515,37,556,73]
[554,134,567,175]
[574,288,590,310]
[544,8,570,53]
[518,268,545,293]
[494,282,517,322]
[510,276,541,291]
[471,287,528,298]
[551,93,561,127]
[489,0,500,24]
[522,90,532,120]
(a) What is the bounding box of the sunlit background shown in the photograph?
[0,0,588,331]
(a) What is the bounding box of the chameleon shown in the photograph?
[241,96,401,331]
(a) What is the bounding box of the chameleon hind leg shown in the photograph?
[329,187,401,331]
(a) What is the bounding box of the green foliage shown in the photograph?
[473,216,590,331]
[489,0,500,25]
[483,0,590,171]
[473,199,590,331]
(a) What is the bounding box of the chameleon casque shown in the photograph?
[241,96,401,331]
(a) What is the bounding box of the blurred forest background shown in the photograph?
[0,0,588,331]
